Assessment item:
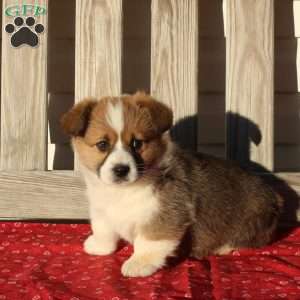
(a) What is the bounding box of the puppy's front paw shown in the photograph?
[121,255,160,277]
[83,235,116,256]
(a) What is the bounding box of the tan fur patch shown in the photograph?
[72,98,118,172]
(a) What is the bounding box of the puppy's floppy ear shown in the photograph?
[134,92,173,133]
[61,98,97,136]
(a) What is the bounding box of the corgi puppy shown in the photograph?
[61,92,282,277]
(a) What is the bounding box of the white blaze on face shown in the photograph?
[100,99,138,184]
[105,98,124,134]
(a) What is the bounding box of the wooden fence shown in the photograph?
[0,0,299,220]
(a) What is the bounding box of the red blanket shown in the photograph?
[0,222,300,300]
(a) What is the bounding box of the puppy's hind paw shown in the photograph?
[121,255,161,277]
[83,235,116,256]
[214,244,235,256]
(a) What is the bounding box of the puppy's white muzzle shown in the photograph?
[100,146,138,184]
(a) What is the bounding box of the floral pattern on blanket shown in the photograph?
[0,222,300,300]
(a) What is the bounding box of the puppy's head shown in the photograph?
[61,92,173,185]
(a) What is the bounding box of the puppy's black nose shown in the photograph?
[113,164,130,178]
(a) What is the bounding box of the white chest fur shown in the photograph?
[85,177,160,242]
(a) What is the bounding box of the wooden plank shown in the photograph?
[151,0,198,150]
[0,171,298,222]
[181,37,300,93]
[151,36,300,93]
[0,171,87,219]
[226,0,274,170]
[1,0,48,170]
[226,0,300,39]
[45,37,300,97]
[169,0,300,39]
[75,0,122,170]
[75,0,122,101]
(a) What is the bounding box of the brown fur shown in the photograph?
[121,94,171,168]
[130,92,173,134]
[61,98,97,137]
[62,92,283,259]
[141,146,283,258]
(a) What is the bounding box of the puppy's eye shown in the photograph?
[96,140,109,152]
[131,138,143,151]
